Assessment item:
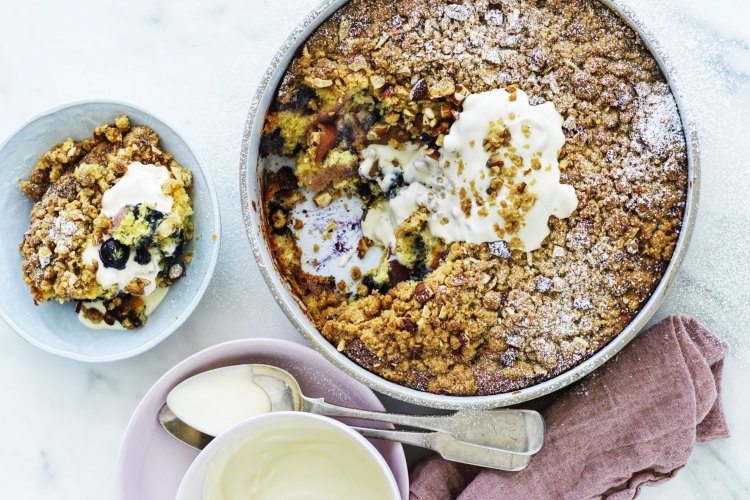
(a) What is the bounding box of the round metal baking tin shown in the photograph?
[240,0,700,409]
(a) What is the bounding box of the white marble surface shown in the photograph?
[0,0,748,498]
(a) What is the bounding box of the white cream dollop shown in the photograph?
[83,161,176,297]
[82,244,161,296]
[101,161,174,217]
[360,88,578,254]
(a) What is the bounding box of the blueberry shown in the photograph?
[362,274,389,295]
[388,260,411,287]
[135,245,151,265]
[259,130,284,157]
[356,181,373,198]
[100,239,130,270]
[385,171,405,198]
[419,133,439,150]
[143,207,165,230]
[338,123,355,146]
[356,108,380,132]
[280,85,315,112]
[411,265,430,281]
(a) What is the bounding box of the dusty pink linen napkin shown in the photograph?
[410,315,730,500]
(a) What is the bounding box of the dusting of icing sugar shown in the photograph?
[488,240,511,259]
[634,82,684,156]
[616,0,750,366]
[443,4,472,22]
[48,213,84,254]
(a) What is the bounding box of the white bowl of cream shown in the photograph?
[176,412,401,500]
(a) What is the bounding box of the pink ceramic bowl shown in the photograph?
[116,338,409,500]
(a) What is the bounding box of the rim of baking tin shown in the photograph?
[240,0,700,409]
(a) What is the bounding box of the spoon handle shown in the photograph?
[304,398,544,455]
[353,426,533,471]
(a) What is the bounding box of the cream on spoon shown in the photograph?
[166,365,272,437]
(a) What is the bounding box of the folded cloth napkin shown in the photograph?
[410,315,730,500]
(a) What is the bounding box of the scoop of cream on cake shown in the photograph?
[101,161,174,217]
[360,88,578,256]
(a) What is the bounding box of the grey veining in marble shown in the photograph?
[0,0,748,498]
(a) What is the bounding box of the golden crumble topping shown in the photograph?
[260,0,688,395]
[19,116,194,329]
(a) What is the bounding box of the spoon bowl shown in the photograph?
[158,364,305,450]
[249,364,305,411]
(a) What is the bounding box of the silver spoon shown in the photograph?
[158,364,544,455]
[159,401,532,471]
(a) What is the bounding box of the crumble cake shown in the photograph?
[19,116,194,329]
[259,0,688,395]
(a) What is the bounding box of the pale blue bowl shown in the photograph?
[0,101,220,362]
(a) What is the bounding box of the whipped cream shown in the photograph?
[361,88,578,255]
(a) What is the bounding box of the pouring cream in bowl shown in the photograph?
[176,412,400,500]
